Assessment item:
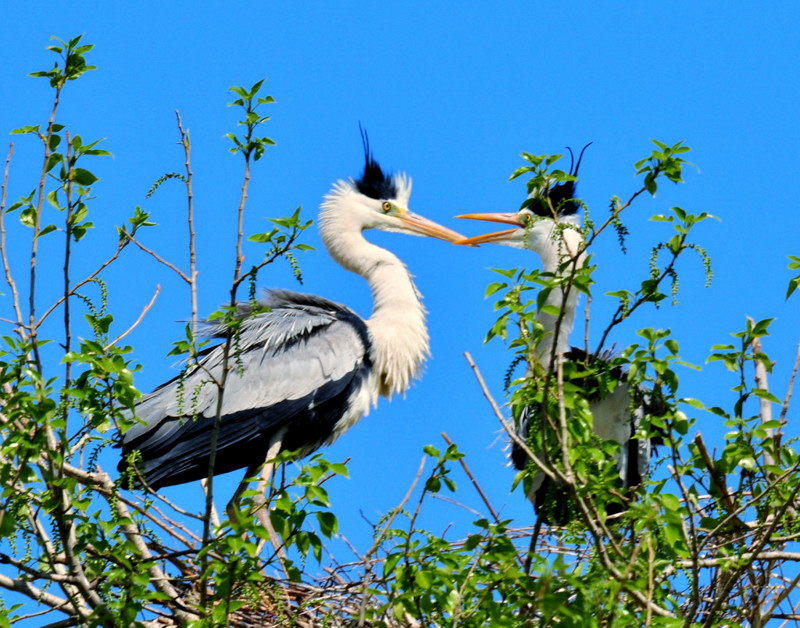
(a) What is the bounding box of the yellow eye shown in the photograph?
[518,209,534,224]
[382,201,392,213]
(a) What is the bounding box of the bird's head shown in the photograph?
[319,129,464,246]
[453,208,582,253]
[454,143,590,254]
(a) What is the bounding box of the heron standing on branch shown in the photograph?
[457,145,660,524]
[120,134,465,499]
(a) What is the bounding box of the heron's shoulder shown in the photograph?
[204,289,368,353]
[258,289,356,316]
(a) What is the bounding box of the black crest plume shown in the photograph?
[529,141,592,218]
[355,125,398,201]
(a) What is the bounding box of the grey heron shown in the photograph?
[457,146,661,524]
[119,136,465,492]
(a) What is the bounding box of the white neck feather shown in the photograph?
[532,222,584,365]
[319,182,429,399]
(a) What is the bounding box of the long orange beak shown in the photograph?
[454,212,525,246]
[396,207,467,243]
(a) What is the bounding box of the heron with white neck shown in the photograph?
[457,145,659,523]
[120,132,465,496]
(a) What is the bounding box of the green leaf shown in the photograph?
[423,444,439,457]
[19,207,36,227]
[540,304,561,317]
[73,168,99,186]
[46,189,60,209]
[315,511,338,537]
[752,388,780,404]
[0,512,16,538]
[414,570,432,588]
[665,338,680,354]
[383,553,401,578]
[11,125,40,135]
[680,397,704,410]
[37,224,58,238]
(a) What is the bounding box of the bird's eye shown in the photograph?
[518,209,534,224]
[382,201,392,213]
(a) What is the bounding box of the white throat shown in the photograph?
[531,221,584,365]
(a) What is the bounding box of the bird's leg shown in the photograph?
[252,438,287,558]
[224,428,287,525]
[225,462,261,526]
[223,438,289,574]
[200,479,221,528]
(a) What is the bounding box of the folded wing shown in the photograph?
[120,290,374,489]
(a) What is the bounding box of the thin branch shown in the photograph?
[583,184,649,251]
[59,464,199,623]
[26,509,86,618]
[62,131,74,433]
[595,242,683,355]
[0,570,90,622]
[779,342,800,428]
[201,131,253,605]
[440,432,501,525]
[463,352,559,484]
[35,237,129,329]
[751,328,776,469]
[175,111,198,335]
[126,233,191,283]
[105,284,160,349]
[583,292,592,357]
[763,569,800,623]
[28,81,64,369]
[440,431,526,566]
[699,464,800,627]
[0,142,24,328]
[693,433,744,527]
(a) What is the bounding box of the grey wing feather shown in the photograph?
[120,290,372,488]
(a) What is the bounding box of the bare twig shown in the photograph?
[59,464,199,622]
[440,432,500,524]
[62,132,74,431]
[105,285,160,349]
[126,233,191,283]
[463,352,559,484]
[201,121,253,605]
[751,327,776,469]
[0,571,91,622]
[35,238,129,329]
[779,342,800,428]
[175,111,198,335]
[28,80,64,369]
[693,433,743,526]
[0,142,24,328]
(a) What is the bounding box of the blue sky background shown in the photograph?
[2,0,800,605]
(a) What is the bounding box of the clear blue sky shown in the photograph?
[2,1,800,577]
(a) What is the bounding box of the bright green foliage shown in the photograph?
[28,35,97,88]
[226,79,277,162]
[787,255,800,299]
